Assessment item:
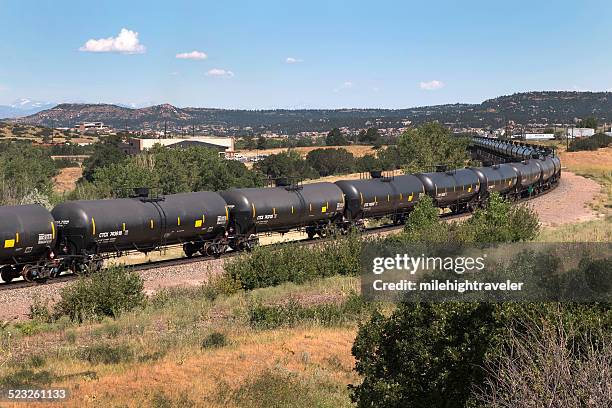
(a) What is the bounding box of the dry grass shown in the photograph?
[536,216,612,242]
[534,147,612,240]
[0,122,97,144]
[33,327,358,408]
[52,167,83,193]
[2,275,362,408]
[559,147,612,214]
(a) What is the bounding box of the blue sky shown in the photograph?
[1,0,611,109]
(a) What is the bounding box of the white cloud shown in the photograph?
[176,50,207,60]
[285,57,303,64]
[79,28,146,54]
[343,81,354,88]
[206,68,234,78]
[419,80,444,90]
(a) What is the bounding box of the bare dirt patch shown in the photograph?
[53,167,82,193]
[527,172,601,227]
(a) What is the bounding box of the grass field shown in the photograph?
[536,147,612,241]
[0,275,362,407]
[0,122,97,145]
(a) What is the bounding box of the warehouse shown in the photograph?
[124,136,235,156]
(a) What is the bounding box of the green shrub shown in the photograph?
[217,368,343,408]
[465,193,540,243]
[350,303,612,408]
[54,266,146,322]
[568,133,611,152]
[227,234,361,290]
[150,391,196,408]
[201,331,228,349]
[249,293,371,329]
[0,369,56,388]
[79,343,133,365]
[29,296,52,323]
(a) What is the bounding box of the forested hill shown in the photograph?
[8,91,612,132]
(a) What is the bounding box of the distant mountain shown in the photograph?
[9,92,612,132]
[0,99,56,119]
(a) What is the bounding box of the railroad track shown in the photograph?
[0,183,556,292]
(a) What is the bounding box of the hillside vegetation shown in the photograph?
[11,91,612,131]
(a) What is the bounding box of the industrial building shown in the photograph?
[566,128,595,138]
[523,133,555,140]
[123,136,235,156]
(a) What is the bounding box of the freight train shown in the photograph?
[0,137,560,283]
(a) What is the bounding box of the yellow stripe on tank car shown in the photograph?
[400,193,403,200]
[273,207,276,216]
[177,217,181,226]
[387,194,390,202]
[16,232,19,243]
[122,222,126,232]
[225,206,229,220]
[51,222,55,239]
[91,217,96,236]
[4,239,15,248]
[252,203,256,218]
[408,194,414,202]
[360,192,364,205]
[291,206,294,214]
[309,203,312,212]
[150,219,154,229]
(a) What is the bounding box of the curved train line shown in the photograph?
[0,137,559,288]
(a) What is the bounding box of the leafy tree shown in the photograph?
[0,143,57,204]
[82,137,127,182]
[243,135,256,149]
[577,116,598,129]
[257,136,267,150]
[355,154,381,172]
[325,128,349,146]
[568,133,611,151]
[305,148,355,177]
[352,302,612,408]
[397,122,469,173]
[253,150,316,180]
[377,146,402,170]
[465,193,540,243]
[358,127,381,145]
[83,146,261,198]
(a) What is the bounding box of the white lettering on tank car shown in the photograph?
[256,214,278,221]
[98,230,125,239]
[216,215,227,224]
[38,233,53,244]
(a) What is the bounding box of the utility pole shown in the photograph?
[164,121,167,139]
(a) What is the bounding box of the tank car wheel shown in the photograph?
[86,259,103,274]
[183,243,196,258]
[1,266,14,283]
[199,243,211,257]
[21,265,36,282]
[306,227,316,240]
